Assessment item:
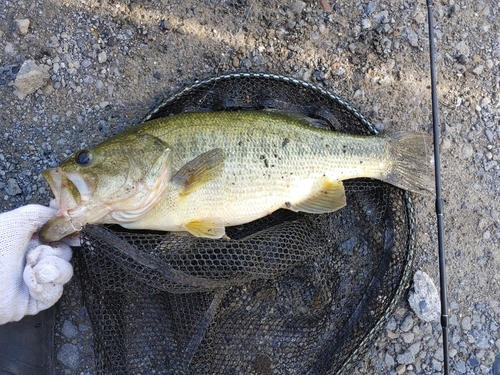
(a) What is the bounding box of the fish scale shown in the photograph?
[40,110,432,242]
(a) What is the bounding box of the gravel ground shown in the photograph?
[1,0,499,374]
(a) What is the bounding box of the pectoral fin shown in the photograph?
[287,179,346,214]
[184,219,226,239]
[172,148,225,196]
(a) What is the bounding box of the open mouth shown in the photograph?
[42,168,92,215]
[40,168,95,242]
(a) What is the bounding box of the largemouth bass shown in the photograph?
[40,110,433,242]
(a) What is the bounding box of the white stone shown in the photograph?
[408,270,441,322]
[13,60,50,99]
[98,51,107,64]
[14,18,30,35]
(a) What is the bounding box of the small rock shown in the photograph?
[95,80,104,90]
[454,359,466,373]
[457,54,468,65]
[61,320,79,339]
[400,314,414,332]
[353,89,364,100]
[472,65,484,75]
[408,271,440,322]
[456,41,470,57]
[56,343,80,370]
[5,178,22,196]
[432,358,442,371]
[387,330,399,339]
[252,55,264,66]
[152,70,162,80]
[440,137,451,151]
[461,144,473,159]
[374,10,390,24]
[158,19,171,32]
[46,35,59,48]
[240,57,252,69]
[14,19,30,35]
[361,18,372,29]
[365,1,377,15]
[403,28,418,47]
[484,129,494,143]
[467,355,479,367]
[302,69,312,81]
[491,210,499,222]
[83,75,94,85]
[491,321,499,332]
[475,331,492,349]
[385,353,395,366]
[413,11,426,24]
[461,316,472,330]
[402,332,415,343]
[98,51,107,64]
[396,364,406,374]
[232,56,239,68]
[484,160,497,171]
[409,342,421,356]
[480,350,495,366]
[397,350,415,365]
[291,0,305,15]
[386,316,397,331]
[449,314,458,326]
[434,348,444,361]
[13,60,50,99]
[480,97,491,107]
[4,42,17,56]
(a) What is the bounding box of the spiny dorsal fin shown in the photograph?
[172,148,225,196]
[286,179,346,214]
[263,109,331,130]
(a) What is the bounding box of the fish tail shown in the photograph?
[385,131,434,195]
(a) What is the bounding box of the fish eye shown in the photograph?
[75,150,92,165]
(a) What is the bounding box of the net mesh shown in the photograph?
[74,73,415,374]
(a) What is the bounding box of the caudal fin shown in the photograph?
[385,131,434,195]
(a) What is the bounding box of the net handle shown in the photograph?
[425,1,449,374]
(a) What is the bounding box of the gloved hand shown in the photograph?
[0,204,74,325]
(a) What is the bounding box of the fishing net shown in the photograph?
[74,73,416,374]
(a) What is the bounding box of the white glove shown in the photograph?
[0,204,74,325]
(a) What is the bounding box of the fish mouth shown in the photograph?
[40,168,94,242]
[43,168,80,213]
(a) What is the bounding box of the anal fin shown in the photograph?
[287,179,346,214]
[184,219,226,239]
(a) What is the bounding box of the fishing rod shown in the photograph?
[425,1,449,374]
